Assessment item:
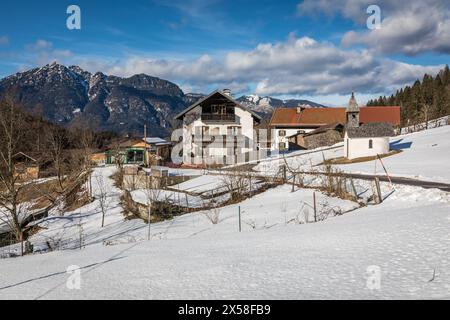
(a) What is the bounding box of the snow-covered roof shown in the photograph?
[143,137,171,145]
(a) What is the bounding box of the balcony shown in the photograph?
[197,135,244,148]
[201,113,236,122]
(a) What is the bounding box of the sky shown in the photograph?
[0,0,449,105]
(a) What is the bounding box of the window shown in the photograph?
[227,126,241,135]
[279,130,286,137]
[369,139,373,149]
[279,142,287,150]
[127,150,144,163]
[211,105,226,114]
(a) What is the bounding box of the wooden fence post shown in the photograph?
[350,178,358,199]
[313,192,317,222]
[238,206,242,232]
[185,193,189,209]
[376,154,393,188]
[374,177,382,204]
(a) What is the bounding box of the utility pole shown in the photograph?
[144,124,148,167]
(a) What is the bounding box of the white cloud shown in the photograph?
[82,34,442,97]
[299,0,450,55]
[22,39,73,67]
[8,34,443,101]
[28,39,53,50]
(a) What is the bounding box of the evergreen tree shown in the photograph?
[364,66,449,125]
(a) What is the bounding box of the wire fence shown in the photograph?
[400,115,449,135]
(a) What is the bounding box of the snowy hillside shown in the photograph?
[0,176,448,299]
[254,125,450,184]
[338,125,450,183]
[0,126,449,299]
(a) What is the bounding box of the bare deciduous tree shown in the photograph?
[95,175,110,228]
[0,100,27,255]
[282,153,308,192]
[45,125,68,192]
[219,167,253,202]
[144,175,161,240]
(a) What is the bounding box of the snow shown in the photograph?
[131,189,209,209]
[336,126,450,183]
[171,175,227,195]
[0,179,448,299]
[0,126,449,299]
[0,166,147,255]
[255,125,450,183]
[143,137,170,145]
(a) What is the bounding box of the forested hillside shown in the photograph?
[367,65,450,126]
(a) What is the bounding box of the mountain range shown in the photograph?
[0,63,325,137]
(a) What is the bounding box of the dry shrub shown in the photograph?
[204,207,220,224]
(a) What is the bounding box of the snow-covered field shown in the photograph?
[255,125,450,183]
[0,125,449,300]
[171,174,228,195]
[337,125,450,183]
[0,179,448,299]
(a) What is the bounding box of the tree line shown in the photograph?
[367,65,450,126]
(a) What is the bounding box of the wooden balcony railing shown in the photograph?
[201,113,236,122]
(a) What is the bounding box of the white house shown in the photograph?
[344,93,394,160]
[175,89,262,165]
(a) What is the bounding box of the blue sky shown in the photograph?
[0,0,448,105]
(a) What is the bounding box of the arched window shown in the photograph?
[369,139,373,149]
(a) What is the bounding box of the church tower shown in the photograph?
[346,92,360,128]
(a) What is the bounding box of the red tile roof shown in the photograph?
[359,106,401,125]
[269,106,400,127]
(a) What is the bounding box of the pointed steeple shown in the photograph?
[346,92,360,128]
[347,92,359,112]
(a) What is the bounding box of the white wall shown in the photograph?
[272,128,315,150]
[182,106,255,164]
[344,133,390,159]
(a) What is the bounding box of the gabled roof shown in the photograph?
[12,152,37,162]
[270,106,400,127]
[108,138,146,149]
[359,106,400,125]
[175,89,262,122]
[346,122,394,138]
[305,122,344,136]
[270,108,345,127]
[144,137,171,145]
[287,122,344,139]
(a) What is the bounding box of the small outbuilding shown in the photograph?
[12,152,39,181]
[288,122,344,150]
[106,137,172,166]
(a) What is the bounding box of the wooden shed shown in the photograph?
[12,152,39,181]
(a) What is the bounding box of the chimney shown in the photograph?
[296,106,303,114]
[223,88,231,96]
